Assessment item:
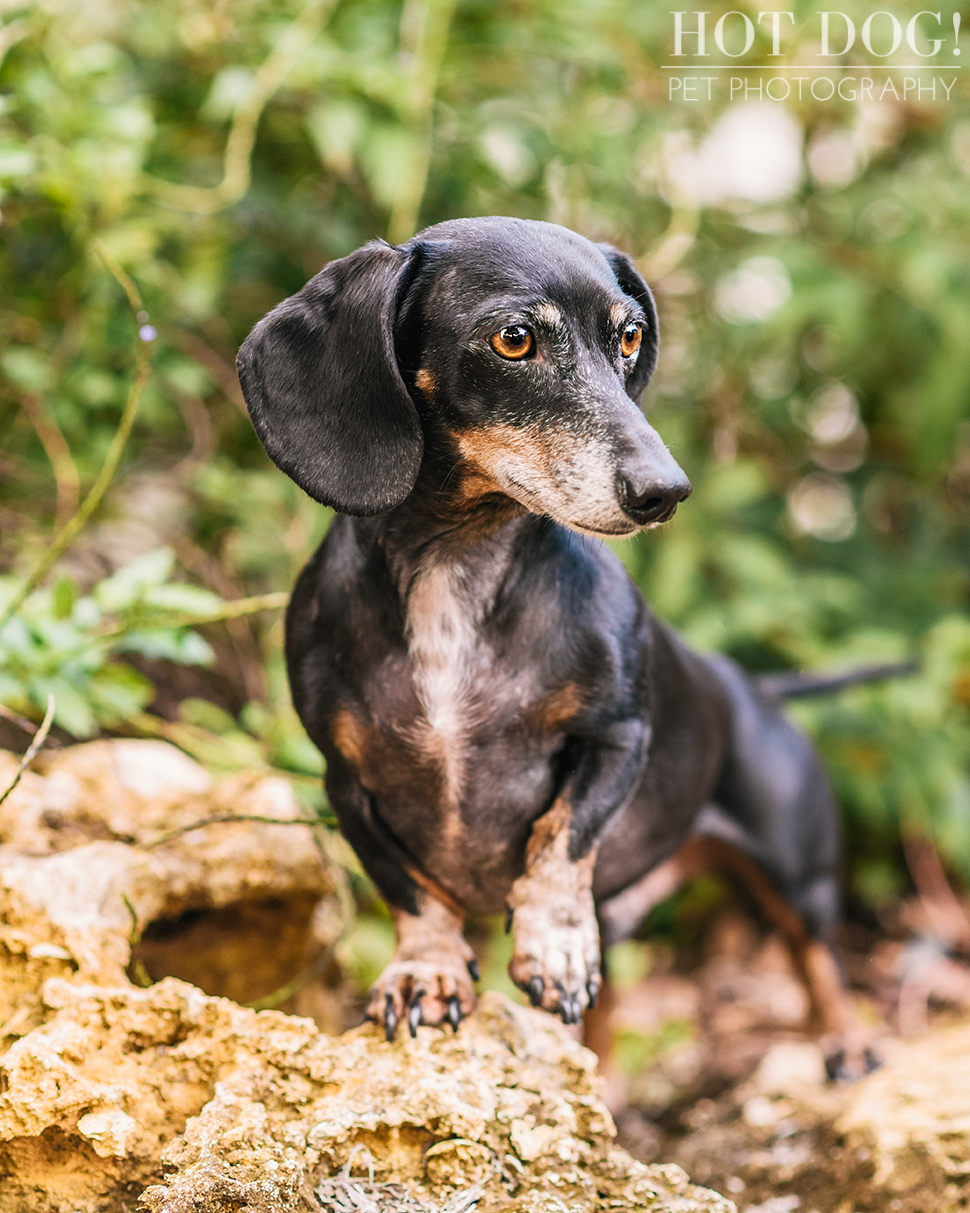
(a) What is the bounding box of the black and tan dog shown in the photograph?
[237,216,861,1072]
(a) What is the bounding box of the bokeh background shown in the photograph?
[2,0,970,1036]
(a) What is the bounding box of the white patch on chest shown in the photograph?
[405,562,483,811]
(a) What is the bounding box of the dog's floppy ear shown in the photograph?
[237,241,425,515]
[598,245,660,402]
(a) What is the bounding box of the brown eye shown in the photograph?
[620,322,642,358]
[490,325,535,360]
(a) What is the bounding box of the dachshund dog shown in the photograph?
[238,217,863,1074]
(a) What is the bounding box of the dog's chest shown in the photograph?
[404,562,488,807]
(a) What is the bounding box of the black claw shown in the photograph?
[408,996,423,1038]
[447,995,462,1032]
[505,905,513,934]
[467,958,480,982]
[586,978,599,1010]
[863,1047,881,1075]
[384,993,398,1042]
[528,976,544,1007]
[824,1048,845,1082]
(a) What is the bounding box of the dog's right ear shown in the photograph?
[236,241,426,516]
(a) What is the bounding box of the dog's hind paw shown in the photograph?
[820,1024,882,1081]
[823,1039,881,1082]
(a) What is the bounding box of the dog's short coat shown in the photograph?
[238,216,861,1068]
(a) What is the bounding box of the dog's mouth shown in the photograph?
[564,512,677,540]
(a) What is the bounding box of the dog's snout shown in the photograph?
[620,474,692,525]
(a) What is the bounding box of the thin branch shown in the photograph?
[0,702,40,736]
[95,243,144,315]
[142,0,337,214]
[167,588,289,623]
[139,812,322,850]
[95,591,290,643]
[0,242,152,630]
[14,389,81,529]
[386,0,458,244]
[174,538,269,704]
[0,695,55,808]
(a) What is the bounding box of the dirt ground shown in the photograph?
[597,899,970,1213]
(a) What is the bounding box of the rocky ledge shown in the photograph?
[0,740,731,1213]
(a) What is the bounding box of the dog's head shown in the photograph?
[237,216,690,536]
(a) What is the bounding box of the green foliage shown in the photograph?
[1,0,970,910]
[0,548,217,737]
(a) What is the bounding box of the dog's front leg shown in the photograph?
[366,893,477,1041]
[326,755,476,1039]
[507,720,646,1024]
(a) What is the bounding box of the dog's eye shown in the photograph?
[490,325,535,360]
[620,323,642,359]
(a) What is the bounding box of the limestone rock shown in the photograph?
[836,1021,970,1211]
[0,740,333,1045]
[0,975,733,1212]
[0,742,733,1212]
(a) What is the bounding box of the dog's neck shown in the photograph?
[378,468,533,608]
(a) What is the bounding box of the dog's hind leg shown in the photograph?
[596,831,874,1081]
[596,652,878,1079]
[692,652,877,1077]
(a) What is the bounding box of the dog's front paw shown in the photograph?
[366,911,478,1041]
[506,877,601,1025]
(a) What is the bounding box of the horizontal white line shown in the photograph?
[661,64,962,69]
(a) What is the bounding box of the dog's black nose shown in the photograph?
[620,475,692,524]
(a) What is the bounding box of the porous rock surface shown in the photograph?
[657,1022,970,1212]
[0,739,334,1046]
[0,741,733,1213]
[835,1021,970,1211]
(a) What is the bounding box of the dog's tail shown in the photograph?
[756,660,918,700]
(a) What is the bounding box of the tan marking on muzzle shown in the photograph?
[455,424,575,488]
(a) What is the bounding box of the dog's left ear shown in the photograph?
[598,245,659,402]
